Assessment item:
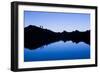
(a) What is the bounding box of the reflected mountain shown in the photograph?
[24,25,90,50]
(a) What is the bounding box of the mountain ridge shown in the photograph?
[24,25,90,49]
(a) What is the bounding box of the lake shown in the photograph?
[24,41,90,62]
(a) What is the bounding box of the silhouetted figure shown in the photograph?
[40,25,43,28]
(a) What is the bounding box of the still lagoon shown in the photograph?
[24,41,90,62]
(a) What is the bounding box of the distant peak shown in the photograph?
[27,25,36,27]
[28,25,33,27]
[26,25,39,28]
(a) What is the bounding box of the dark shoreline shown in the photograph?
[24,25,90,50]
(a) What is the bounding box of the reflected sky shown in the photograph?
[24,41,90,62]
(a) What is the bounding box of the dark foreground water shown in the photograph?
[24,41,90,62]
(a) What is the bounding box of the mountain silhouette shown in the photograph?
[24,25,90,50]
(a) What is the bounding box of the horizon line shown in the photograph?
[24,25,90,33]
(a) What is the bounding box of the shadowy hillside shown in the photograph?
[24,25,90,49]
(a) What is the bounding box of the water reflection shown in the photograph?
[24,41,90,62]
[24,38,90,50]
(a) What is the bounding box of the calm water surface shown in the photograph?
[24,41,90,62]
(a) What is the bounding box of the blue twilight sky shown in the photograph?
[24,11,90,32]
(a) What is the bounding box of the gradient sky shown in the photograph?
[24,11,90,32]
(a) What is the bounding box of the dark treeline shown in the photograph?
[24,25,90,50]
